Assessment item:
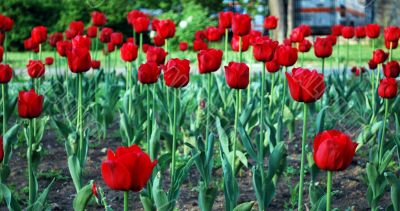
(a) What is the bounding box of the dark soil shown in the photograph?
[1,121,392,211]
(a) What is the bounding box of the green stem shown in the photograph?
[39,43,42,61]
[298,103,308,211]
[269,73,275,111]
[127,62,132,118]
[124,191,129,211]
[225,29,228,65]
[78,73,83,172]
[94,28,99,60]
[260,63,265,164]
[206,73,211,139]
[28,119,35,208]
[139,33,143,64]
[280,66,288,118]
[3,34,7,64]
[2,84,6,135]
[233,89,240,174]
[146,84,150,154]
[239,36,242,63]
[171,88,178,182]
[326,171,332,211]
[301,52,304,67]
[378,99,389,163]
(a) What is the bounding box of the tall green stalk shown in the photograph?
[389,42,393,61]
[2,84,6,135]
[238,36,242,112]
[28,119,35,208]
[171,88,178,182]
[326,171,332,211]
[127,62,132,117]
[124,191,129,211]
[378,99,389,163]
[298,103,308,211]
[78,73,83,166]
[206,73,212,139]
[146,84,151,153]
[269,73,275,111]
[3,34,7,64]
[232,89,240,174]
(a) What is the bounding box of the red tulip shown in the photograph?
[298,39,312,53]
[283,38,292,46]
[67,47,92,73]
[351,66,366,76]
[327,35,337,46]
[198,49,223,74]
[0,64,12,83]
[205,26,222,42]
[45,57,54,65]
[0,15,13,32]
[120,42,138,62]
[194,30,206,40]
[355,26,366,38]
[151,18,159,31]
[231,35,250,52]
[290,27,304,43]
[101,145,157,192]
[372,49,388,64]
[126,37,135,43]
[314,37,333,58]
[193,39,208,52]
[378,78,398,99]
[252,36,278,62]
[111,32,124,46]
[146,46,167,65]
[366,24,380,38]
[155,19,176,39]
[132,16,150,33]
[385,40,398,50]
[153,35,165,47]
[72,35,91,50]
[68,21,85,37]
[179,42,188,51]
[138,61,160,84]
[383,61,400,78]
[219,12,233,29]
[106,43,115,53]
[31,26,47,44]
[100,27,114,43]
[18,89,44,119]
[127,10,146,25]
[249,30,262,44]
[232,14,251,36]
[27,60,45,78]
[65,29,76,40]
[286,67,325,103]
[91,60,101,69]
[0,137,3,163]
[342,26,354,39]
[49,32,63,47]
[142,44,150,53]
[264,16,278,30]
[91,11,107,27]
[384,26,400,43]
[299,24,312,37]
[87,26,98,38]
[313,130,357,171]
[56,41,72,57]
[368,59,377,70]
[224,62,249,89]
[266,60,280,73]
[163,58,190,88]
[92,182,98,199]
[331,24,343,36]
[275,45,298,67]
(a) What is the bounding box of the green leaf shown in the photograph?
[316,106,329,133]
[267,142,286,179]
[151,172,169,211]
[238,121,257,162]
[0,183,21,211]
[28,179,55,211]
[233,201,255,211]
[73,181,94,211]
[68,155,82,193]
[216,117,230,157]
[384,173,400,211]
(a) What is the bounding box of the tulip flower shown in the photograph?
[193,39,208,52]
[372,49,388,64]
[67,47,92,73]
[298,39,312,66]
[314,37,333,76]
[31,26,47,44]
[72,35,91,50]
[110,32,123,46]
[68,20,85,37]
[313,130,357,211]
[252,37,278,62]
[286,68,325,211]
[231,35,250,52]
[219,12,233,29]
[48,32,63,47]
[0,15,13,32]
[91,60,101,69]
[205,26,221,42]
[18,89,44,207]
[27,60,45,79]
[87,26,98,38]
[299,24,312,37]
[146,46,167,65]
[232,14,251,36]
[355,26,366,38]
[127,10,146,25]
[194,30,206,41]
[263,16,278,30]
[378,78,398,99]
[155,19,176,39]
[266,59,280,73]
[384,26,400,61]
[371,49,389,118]
[138,61,160,85]
[102,145,156,211]
[153,35,165,47]
[99,27,113,43]
[368,59,377,70]
[56,40,72,57]
[275,45,298,67]
[179,42,188,51]
[91,11,107,26]
[383,61,400,78]
[45,57,54,65]
[366,24,380,39]
[132,16,150,33]
[290,27,304,43]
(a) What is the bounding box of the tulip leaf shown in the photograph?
[316,106,329,133]
[198,182,217,211]
[0,183,21,211]
[149,121,160,161]
[220,146,238,211]
[238,121,257,162]
[152,173,169,211]
[28,178,54,211]
[233,201,255,211]
[379,146,397,174]
[3,124,20,165]
[216,117,230,157]
[68,155,82,192]
[384,172,400,211]
[73,181,94,211]
[267,142,287,179]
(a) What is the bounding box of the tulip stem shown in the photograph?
[372,63,382,120]
[232,89,240,174]
[78,73,83,172]
[378,99,389,164]
[238,36,243,113]
[298,103,308,211]
[146,84,150,154]
[124,191,129,211]
[260,62,265,165]
[206,73,211,140]
[3,34,7,64]
[171,88,178,182]
[94,27,99,60]
[326,171,332,211]
[127,62,132,118]
[28,119,35,208]
[225,29,228,65]
[2,84,6,135]
[269,73,275,111]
